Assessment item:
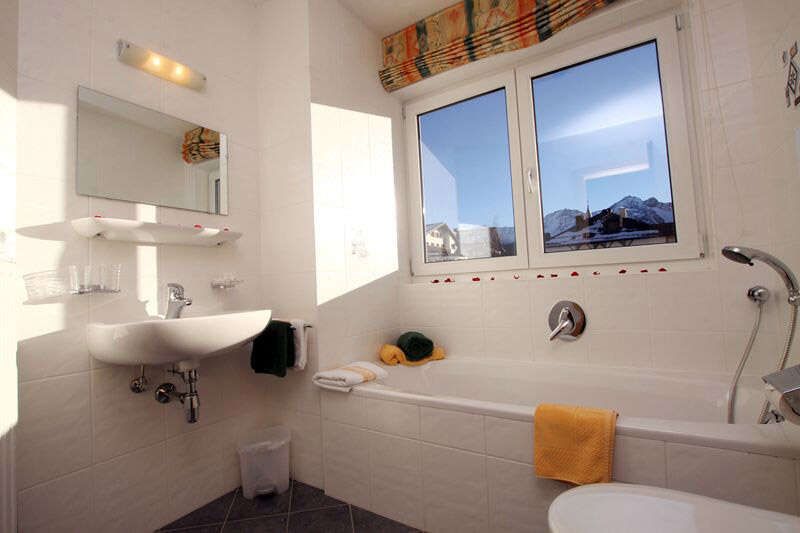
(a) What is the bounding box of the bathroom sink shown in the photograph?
[87,310,271,367]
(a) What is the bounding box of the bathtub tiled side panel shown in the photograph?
[322,420,371,509]
[421,406,486,453]
[485,416,533,465]
[422,444,489,533]
[613,436,667,487]
[364,398,420,439]
[487,457,567,533]
[369,432,425,530]
[665,442,798,514]
[287,411,324,488]
[321,393,800,533]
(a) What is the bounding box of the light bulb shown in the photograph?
[174,65,184,77]
[150,55,161,67]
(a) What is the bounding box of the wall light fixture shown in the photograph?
[116,39,206,91]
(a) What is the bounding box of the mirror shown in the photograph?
[76,86,228,214]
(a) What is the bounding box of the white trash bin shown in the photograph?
[238,426,291,499]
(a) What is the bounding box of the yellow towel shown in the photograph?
[533,403,617,485]
[379,344,445,366]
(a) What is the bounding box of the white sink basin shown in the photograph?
[87,310,271,367]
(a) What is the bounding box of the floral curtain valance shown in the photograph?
[182,126,220,164]
[380,0,616,92]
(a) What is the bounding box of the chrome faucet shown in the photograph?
[166,283,192,319]
[547,301,586,341]
[763,364,800,419]
[549,307,575,341]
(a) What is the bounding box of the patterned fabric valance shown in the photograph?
[380,0,616,92]
[182,127,220,164]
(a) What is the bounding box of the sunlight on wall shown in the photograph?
[135,204,159,316]
[0,264,18,438]
[0,83,17,439]
[0,87,15,264]
[311,104,398,305]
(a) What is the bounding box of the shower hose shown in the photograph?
[727,300,763,424]
[727,302,799,424]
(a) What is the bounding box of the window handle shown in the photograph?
[526,168,535,194]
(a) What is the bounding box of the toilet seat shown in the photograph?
[548,483,800,533]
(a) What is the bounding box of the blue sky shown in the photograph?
[419,88,515,230]
[418,41,676,232]
[532,41,674,215]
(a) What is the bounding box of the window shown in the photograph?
[406,71,529,275]
[531,42,676,254]
[418,88,518,264]
[406,16,699,274]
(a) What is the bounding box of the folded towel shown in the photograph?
[534,403,618,485]
[379,344,446,366]
[250,320,296,377]
[312,361,387,392]
[289,319,308,371]
[397,331,434,361]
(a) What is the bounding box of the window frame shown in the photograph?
[516,16,700,268]
[404,15,701,276]
[405,70,530,276]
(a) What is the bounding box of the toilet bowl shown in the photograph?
[548,483,800,533]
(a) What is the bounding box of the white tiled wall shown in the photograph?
[254,0,324,490]
[14,0,273,531]
[308,0,409,372]
[251,0,412,494]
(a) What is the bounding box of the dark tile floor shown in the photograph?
[157,480,421,532]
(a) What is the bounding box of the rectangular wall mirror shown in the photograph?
[76,86,229,215]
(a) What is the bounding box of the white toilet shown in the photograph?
[548,483,800,533]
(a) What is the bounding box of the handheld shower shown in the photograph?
[722,246,800,305]
[722,245,800,424]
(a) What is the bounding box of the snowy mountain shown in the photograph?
[543,196,673,239]
[543,208,583,237]
[608,196,674,225]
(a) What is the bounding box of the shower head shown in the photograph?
[722,246,800,304]
[722,246,755,265]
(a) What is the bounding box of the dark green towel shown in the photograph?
[397,331,434,362]
[251,320,296,377]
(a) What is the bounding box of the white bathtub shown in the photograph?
[319,359,800,532]
[362,358,759,422]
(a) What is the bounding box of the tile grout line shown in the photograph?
[161,523,225,533]
[285,479,294,533]
[348,504,355,533]
[220,488,238,531]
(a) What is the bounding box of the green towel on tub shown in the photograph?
[397,331,434,362]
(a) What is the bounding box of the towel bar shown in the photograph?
[274,319,312,329]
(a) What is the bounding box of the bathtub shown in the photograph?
[319,359,800,533]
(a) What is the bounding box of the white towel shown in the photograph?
[312,361,387,392]
[290,319,308,370]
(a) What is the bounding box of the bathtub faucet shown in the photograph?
[549,307,574,341]
[762,364,800,419]
[547,301,586,341]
